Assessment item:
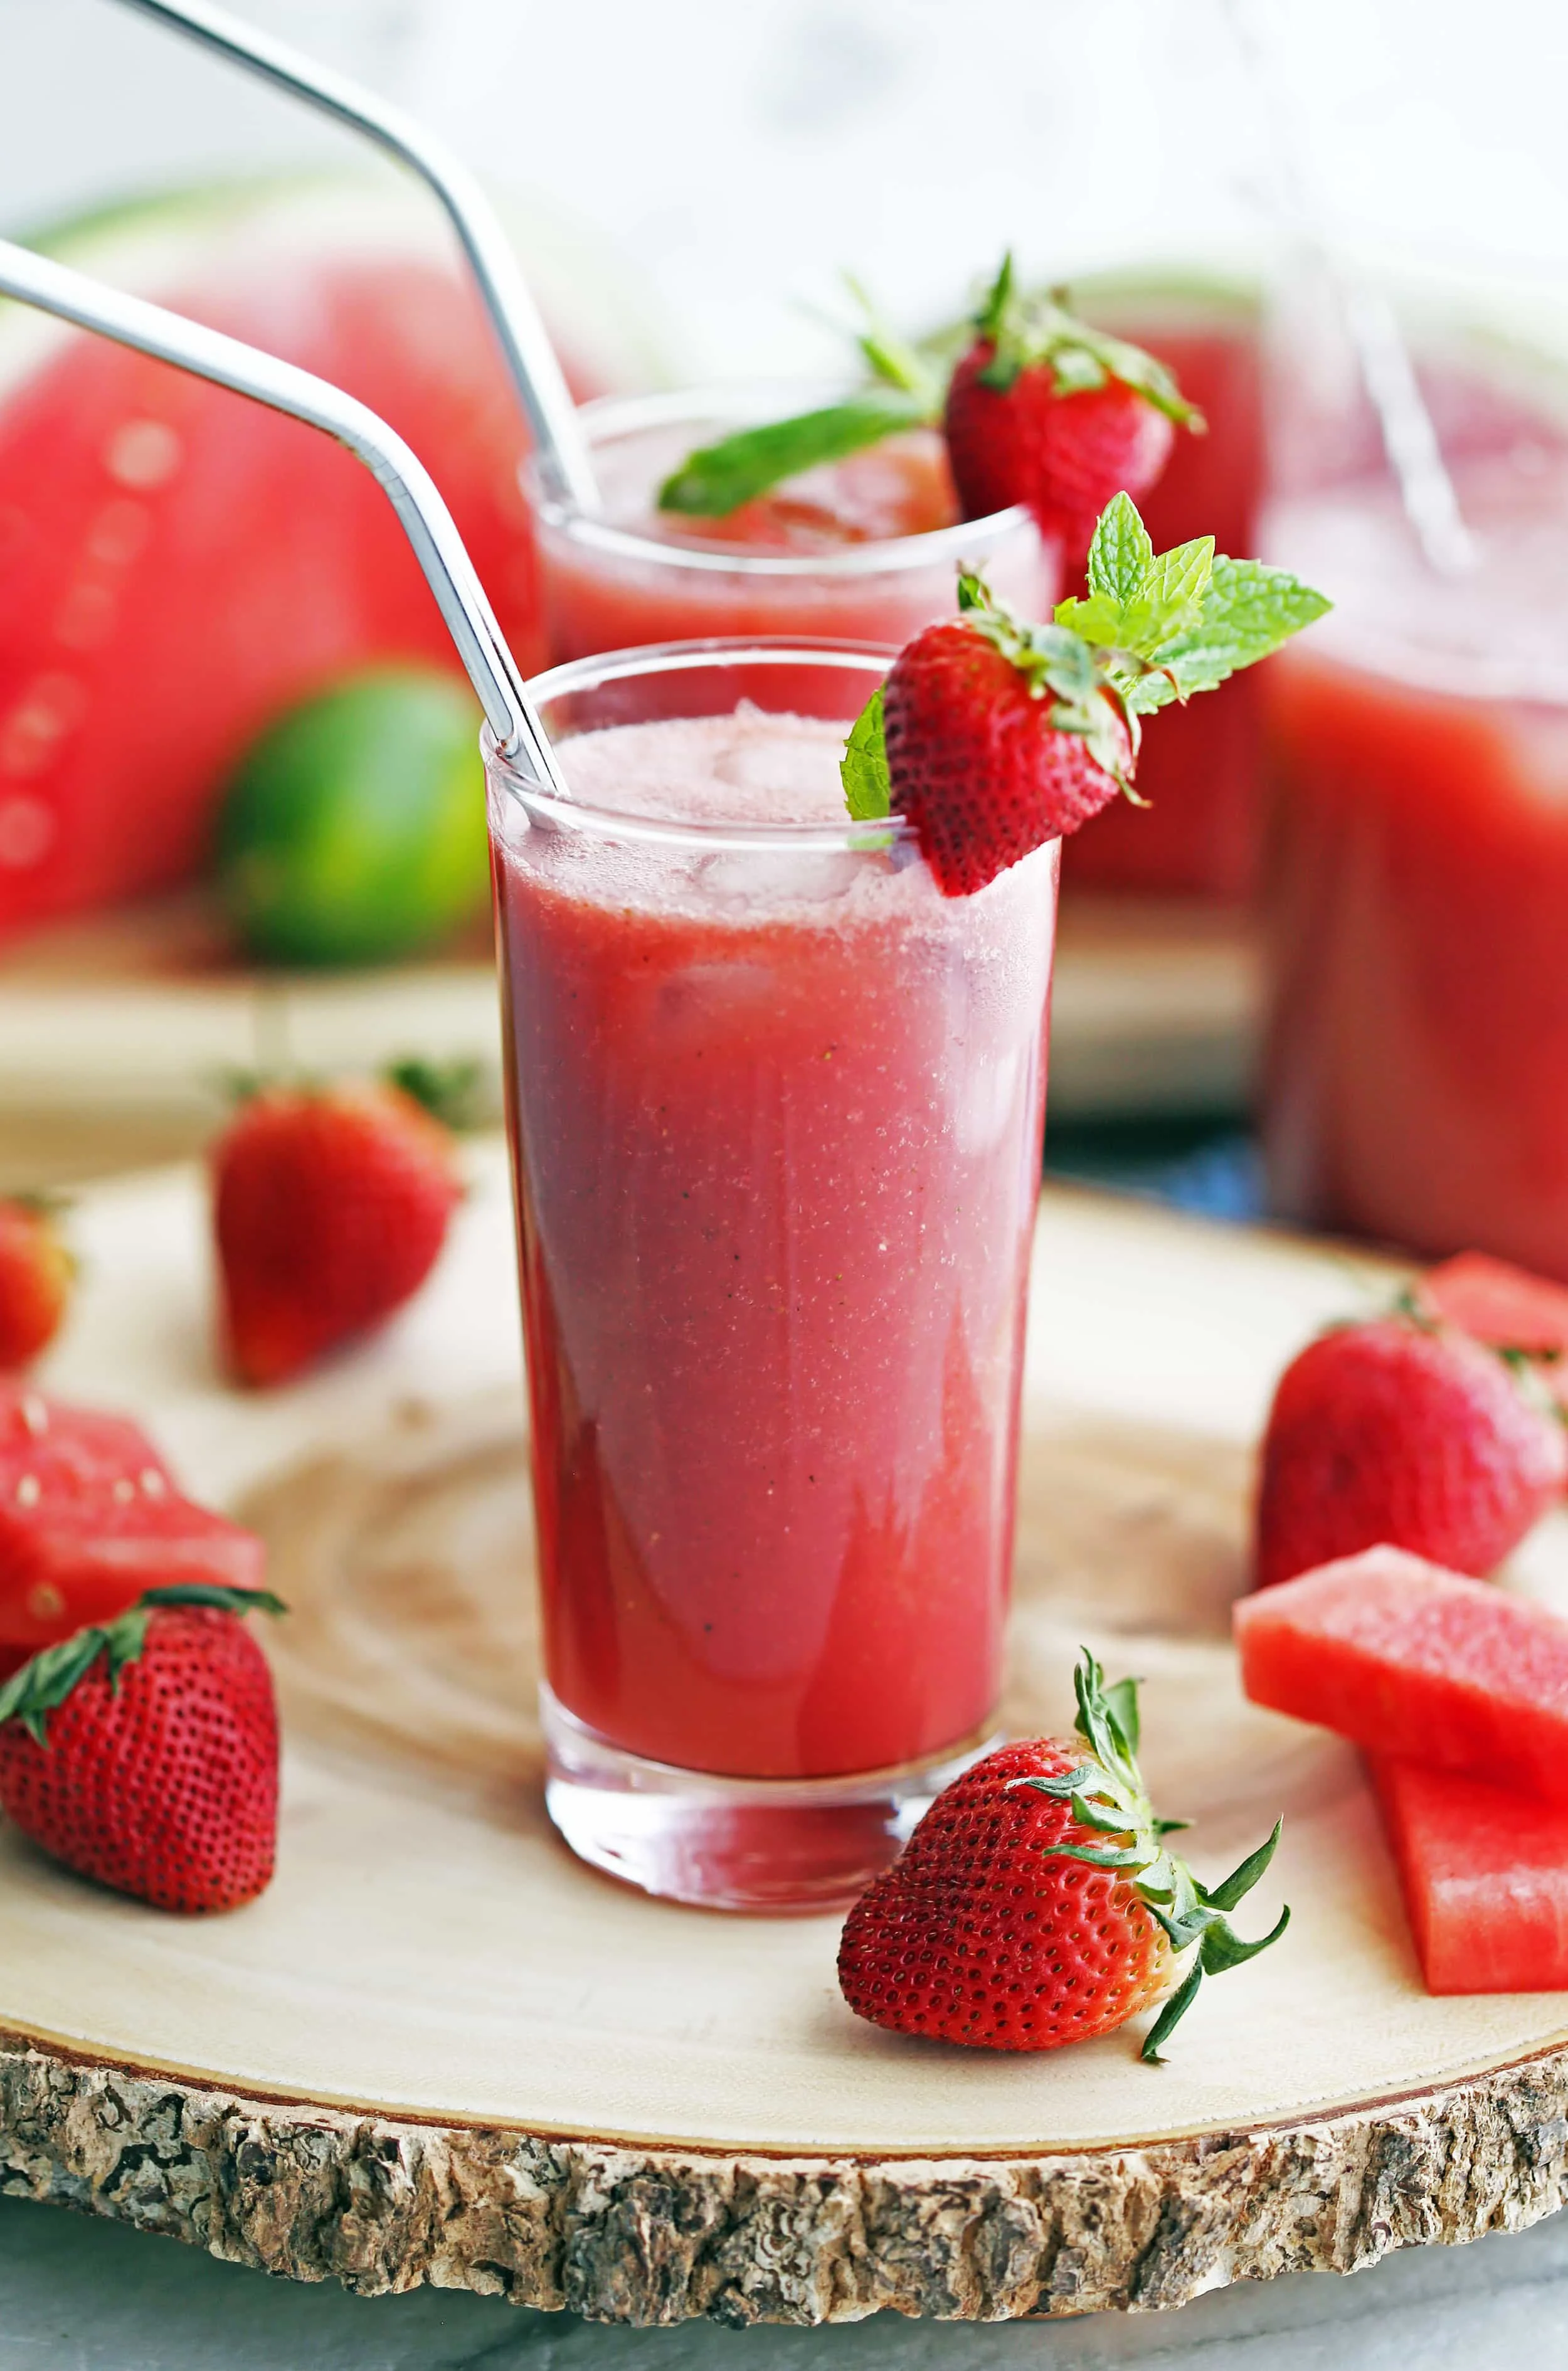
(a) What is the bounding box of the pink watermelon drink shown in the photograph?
[1062,287,1265,901]
[528,388,1058,662]
[1260,364,1568,1275]
[488,644,1057,1907]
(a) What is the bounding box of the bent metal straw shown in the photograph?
[0,235,567,789]
[112,0,601,513]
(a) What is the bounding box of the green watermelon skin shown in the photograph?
[1370,1755,1568,1993]
[0,184,625,935]
[1235,1544,1568,1804]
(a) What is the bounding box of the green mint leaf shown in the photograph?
[1053,590,1130,647]
[1139,535,1216,629]
[841,685,891,821]
[657,390,933,519]
[1087,492,1154,608]
[1152,556,1332,698]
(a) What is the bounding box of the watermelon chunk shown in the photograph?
[1234,1544,1568,1803]
[0,1383,263,1657]
[1369,1754,1568,1993]
[0,178,656,937]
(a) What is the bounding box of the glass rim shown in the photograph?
[526,383,1036,581]
[486,635,916,854]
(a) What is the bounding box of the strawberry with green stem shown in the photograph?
[842,492,1329,896]
[944,253,1204,566]
[654,263,1196,534]
[838,1650,1288,2061]
[0,1581,283,1913]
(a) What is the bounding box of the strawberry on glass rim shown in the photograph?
[840,492,1328,897]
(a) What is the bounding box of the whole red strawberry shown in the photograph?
[881,591,1131,894]
[1253,1314,1567,1592]
[839,1653,1286,2059]
[213,1078,462,1386]
[944,258,1202,569]
[0,1582,283,1912]
[0,1199,72,1369]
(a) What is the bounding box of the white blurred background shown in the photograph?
[5,0,1567,375]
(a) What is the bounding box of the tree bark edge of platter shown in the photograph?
[5,2033,1568,2327]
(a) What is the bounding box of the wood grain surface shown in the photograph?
[4,1152,1568,2323]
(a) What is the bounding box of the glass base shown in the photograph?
[541,1685,998,1913]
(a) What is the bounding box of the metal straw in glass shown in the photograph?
[0,235,568,790]
[111,0,601,513]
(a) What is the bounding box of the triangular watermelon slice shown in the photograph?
[0,1382,263,1663]
[0,176,661,937]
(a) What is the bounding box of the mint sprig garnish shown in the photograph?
[841,685,893,822]
[1057,492,1332,719]
[838,492,1330,823]
[0,1584,285,1746]
[1015,1649,1288,2062]
[658,388,936,521]
[973,253,1204,429]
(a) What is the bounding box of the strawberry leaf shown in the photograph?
[1013,1648,1287,2063]
[973,263,1205,430]
[841,687,893,822]
[0,1583,284,1745]
[657,389,935,520]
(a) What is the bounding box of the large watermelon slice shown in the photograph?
[1370,1754,1568,1993]
[1235,1544,1568,1803]
[0,176,660,937]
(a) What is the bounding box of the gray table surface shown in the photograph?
[5,2191,1568,2368]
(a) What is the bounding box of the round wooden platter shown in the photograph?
[6,1148,1568,2329]
[0,891,1254,1186]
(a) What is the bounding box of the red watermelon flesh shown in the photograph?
[1062,297,1264,899]
[0,1382,264,1662]
[1370,1754,1568,1993]
[0,183,620,936]
[1235,1544,1568,1803]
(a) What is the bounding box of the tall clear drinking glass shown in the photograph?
[487,643,1059,1909]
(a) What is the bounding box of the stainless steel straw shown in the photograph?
[0,235,568,787]
[112,0,601,512]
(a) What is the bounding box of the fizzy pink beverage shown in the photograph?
[1261,328,1568,1273]
[527,388,1058,660]
[487,645,1057,1909]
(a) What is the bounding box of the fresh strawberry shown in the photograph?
[944,258,1203,568]
[1253,1315,1567,1592]
[842,501,1329,897]
[0,1199,72,1369]
[838,1652,1286,2059]
[213,1078,462,1386]
[0,1582,282,1913]
[0,1384,264,1660]
[879,583,1131,894]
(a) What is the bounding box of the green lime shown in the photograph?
[216,666,489,967]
